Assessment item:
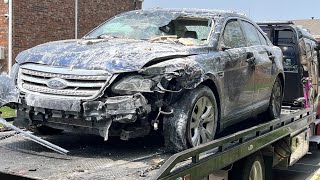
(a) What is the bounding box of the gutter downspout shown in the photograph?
[75,0,78,39]
[8,0,13,74]
[134,0,137,10]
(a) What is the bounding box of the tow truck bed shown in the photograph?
[0,131,171,180]
[0,108,315,180]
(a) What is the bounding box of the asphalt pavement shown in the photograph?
[273,145,320,180]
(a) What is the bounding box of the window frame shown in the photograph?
[240,20,264,46]
[218,18,248,50]
[241,19,271,46]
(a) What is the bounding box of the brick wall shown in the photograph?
[13,0,75,70]
[0,2,7,73]
[0,0,141,72]
[78,0,142,37]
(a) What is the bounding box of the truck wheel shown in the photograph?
[230,153,265,180]
[33,125,63,135]
[163,85,218,152]
[266,77,283,120]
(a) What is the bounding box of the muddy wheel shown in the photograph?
[163,85,218,152]
[33,125,63,135]
[265,77,283,120]
[229,153,265,180]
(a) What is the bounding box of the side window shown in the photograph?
[221,20,247,48]
[257,31,268,45]
[241,21,261,46]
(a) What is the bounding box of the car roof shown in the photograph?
[134,8,247,19]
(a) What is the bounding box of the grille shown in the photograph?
[18,64,112,99]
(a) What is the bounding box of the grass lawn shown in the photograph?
[0,106,16,128]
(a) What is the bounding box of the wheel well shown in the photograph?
[201,80,221,131]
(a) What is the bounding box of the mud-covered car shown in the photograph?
[10,9,284,152]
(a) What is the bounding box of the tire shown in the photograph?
[33,125,63,135]
[163,85,218,152]
[229,153,265,180]
[265,77,283,120]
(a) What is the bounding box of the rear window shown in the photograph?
[259,27,272,43]
[241,21,261,46]
[277,30,295,45]
[222,20,247,48]
[257,31,268,45]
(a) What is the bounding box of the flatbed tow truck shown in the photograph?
[0,106,317,180]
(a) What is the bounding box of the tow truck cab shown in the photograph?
[258,21,320,107]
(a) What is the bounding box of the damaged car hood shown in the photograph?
[16,39,209,73]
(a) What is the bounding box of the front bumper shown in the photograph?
[15,93,152,140]
[21,92,151,123]
[83,93,151,123]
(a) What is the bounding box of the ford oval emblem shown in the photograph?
[47,78,68,89]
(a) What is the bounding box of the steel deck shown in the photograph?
[0,132,171,180]
[0,108,315,180]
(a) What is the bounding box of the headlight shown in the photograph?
[112,75,154,94]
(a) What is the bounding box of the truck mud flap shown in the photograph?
[0,117,69,155]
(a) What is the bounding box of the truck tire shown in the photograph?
[229,153,265,180]
[163,85,218,152]
[33,125,63,135]
[265,77,283,120]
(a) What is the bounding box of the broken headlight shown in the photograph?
[112,75,154,95]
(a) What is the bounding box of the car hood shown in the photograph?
[16,39,209,74]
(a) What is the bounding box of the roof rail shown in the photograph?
[257,21,294,26]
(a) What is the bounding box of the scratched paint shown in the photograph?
[3,9,284,144]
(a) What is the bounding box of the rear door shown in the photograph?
[240,20,275,110]
[219,19,254,123]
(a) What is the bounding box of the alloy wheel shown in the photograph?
[271,81,282,117]
[189,97,215,147]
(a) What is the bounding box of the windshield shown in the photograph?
[85,11,212,46]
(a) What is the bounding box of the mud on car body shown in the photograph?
[9,9,284,152]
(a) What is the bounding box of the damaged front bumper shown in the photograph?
[83,93,151,123]
[16,92,152,141]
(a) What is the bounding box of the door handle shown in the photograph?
[268,52,276,62]
[246,57,256,64]
[246,52,256,65]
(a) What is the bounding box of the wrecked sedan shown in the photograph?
[10,9,284,152]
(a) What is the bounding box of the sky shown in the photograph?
[143,0,320,21]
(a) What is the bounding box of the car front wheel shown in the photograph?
[163,85,218,152]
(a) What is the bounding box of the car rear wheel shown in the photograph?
[163,85,218,152]
[265,77,283,120]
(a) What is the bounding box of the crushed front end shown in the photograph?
[12,60,201,141]
[14,64,155,141]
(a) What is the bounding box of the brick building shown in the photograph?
[0,0,142,72]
